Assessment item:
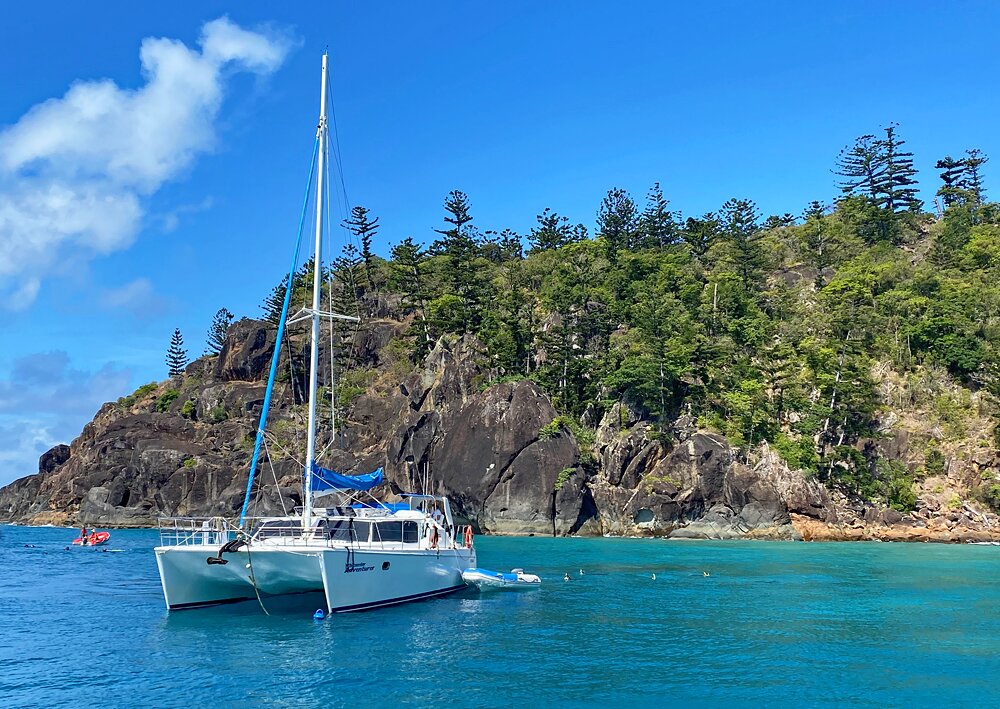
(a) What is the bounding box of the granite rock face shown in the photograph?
[1,319,955,540]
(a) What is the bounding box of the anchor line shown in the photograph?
[245,542,270,616]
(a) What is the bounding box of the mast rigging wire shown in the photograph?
[239,137,320,527]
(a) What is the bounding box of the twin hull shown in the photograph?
[154,544,476,612]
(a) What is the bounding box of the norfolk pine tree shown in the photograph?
[719,198,765,292]
[390,237,433,355]
[963,149,989,206]
[637,182,680,248]
[935,155,967,208]
[431,190,482,331]
[596,188,638,262]
[343,205,380,292]
[528,208,586,253]
[166,329,189,376]
[261,276,288,324]
[877,124,922,215]
[205,308,234,355]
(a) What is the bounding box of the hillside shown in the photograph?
[3,135,1000,540]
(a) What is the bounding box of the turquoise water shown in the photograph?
[2,526,999,707]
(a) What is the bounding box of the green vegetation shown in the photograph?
[156,389,180,413]
[180,399,197,420]
[117,382,158,409]
[555,467,575,490]
[336,368,372,408]
[974,480,1000,513]
[923,446,946,477]
[643,472,681,495]
[539,415,595,446]
[261,125,998,508]
[134,382,158,399]
[208,405,228,424]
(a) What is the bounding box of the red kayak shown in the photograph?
[72,531,110,546]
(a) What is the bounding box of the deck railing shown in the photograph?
[157,517,241,547]
[157,517,478,551]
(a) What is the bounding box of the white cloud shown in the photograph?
[0,351,134,486]
[158,195,216,233]
[100,278,154,309]
[0,420,58,484]
[0,17,289,311]
[0,351,132,417]
[98,277,169,317]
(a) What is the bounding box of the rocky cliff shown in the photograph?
[3,317,999,542]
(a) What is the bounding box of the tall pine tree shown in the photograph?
[343,205,379,292]
[719,198,765,292]
[166,329,189,376]
[681,214,719,260]
[431,190,482,331]
[390,237,433,354]
[528,208,586,253]
[205,307,234,355]
[835,134,886,200]
[835,125,920,243]
[596,188,638,262]
[261,276,288,324]
[877,123,921,213]
[935,155,967,208]
[963,148,989,205]
[497,228,525,261]
[637,182,679,248]
[800,201,844,287]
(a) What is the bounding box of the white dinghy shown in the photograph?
[462,568,541,590]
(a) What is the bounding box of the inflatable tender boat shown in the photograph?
[72,531,111,546]
[462,567,541,590]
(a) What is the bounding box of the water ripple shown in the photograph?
[3,528,1000,706]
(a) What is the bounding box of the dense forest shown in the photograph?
[244,124,999,514]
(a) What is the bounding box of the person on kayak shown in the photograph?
[80,527,88,546]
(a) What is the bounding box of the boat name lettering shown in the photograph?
[344,561,374,573]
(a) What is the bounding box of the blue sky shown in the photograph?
[1,1,998,485]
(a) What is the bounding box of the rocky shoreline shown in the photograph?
[5,516,1000,544]
[3,319,998,543]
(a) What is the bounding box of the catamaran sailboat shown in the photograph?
[154,53,476,612]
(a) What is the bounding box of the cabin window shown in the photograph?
[254,520,301,539]
[351,521,371,543]
[374,522,403,542]
[402,521,418,544]
[326,520,356,542]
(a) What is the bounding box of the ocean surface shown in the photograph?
[2,526,999,708]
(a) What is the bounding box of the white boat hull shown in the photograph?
[319,547,474,612]
[155,543,476,612]
[154,544,324,609]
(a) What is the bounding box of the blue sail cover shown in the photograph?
[311,464,384,492]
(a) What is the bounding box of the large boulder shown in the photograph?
[39,444,70,474]
[215,319,276,382]
[431,381,579,529]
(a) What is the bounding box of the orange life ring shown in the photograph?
[464,526,473,548]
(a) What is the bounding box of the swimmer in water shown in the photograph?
[563,573,571,581]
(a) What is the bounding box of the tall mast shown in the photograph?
[304,52,329,530]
